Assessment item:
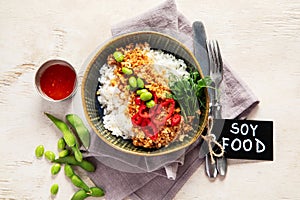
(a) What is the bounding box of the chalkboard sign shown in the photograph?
[212,119,273,161]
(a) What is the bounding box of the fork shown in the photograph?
[206,40,227,177]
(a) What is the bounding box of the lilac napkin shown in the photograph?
[85,0,259,199]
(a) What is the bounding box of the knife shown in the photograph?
[193,21,218,179]
[193,21,213,156]
[192,21,209,77]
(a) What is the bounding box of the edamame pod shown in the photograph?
[71,189,89,200]
[53,156,95,172]
[66,114,90,149]
[71,145,83,162]
[71,175,90,192]
[64,164,75,178]
[59,149,69,158]
[57,137,66,150]
[45,113,76,148]
[89,187,105,197]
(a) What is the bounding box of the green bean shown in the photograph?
[51,163,61,175]
[45,151,56,161]
[50,184,59,195]
[121,67,133,75]
[64,164,75,178]
[137,77,144,88]
[45,113,76,148]
[88,187,105,197]
[128,76,137,88]
[35,145,44,158]
[71,175,90,192]
[66,114,90,149]
[71,189,89,200]
[53,156,95,172]
[140,92,153,101]
[57,137,66,150]
[59,149,69,158]
[113,51,124,62]
[146,100,155,108]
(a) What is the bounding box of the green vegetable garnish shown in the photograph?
[168,72,212,122]
[113,51,124,62]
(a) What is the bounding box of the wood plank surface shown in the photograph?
[0,0,299,199]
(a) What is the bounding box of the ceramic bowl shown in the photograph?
[81,31,209,156]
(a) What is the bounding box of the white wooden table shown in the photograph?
[0,0,299,199]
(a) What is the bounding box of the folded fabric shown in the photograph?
[77,0,260,199]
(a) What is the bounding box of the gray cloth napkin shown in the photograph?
[85,0,260,199]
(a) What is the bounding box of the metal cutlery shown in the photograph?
[192,22,226,178]
[207,40,227,177]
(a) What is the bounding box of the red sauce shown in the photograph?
[40,64,76,100]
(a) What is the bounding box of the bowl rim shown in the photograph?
[81,31,209,156]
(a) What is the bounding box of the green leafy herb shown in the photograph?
[168,71,212,123]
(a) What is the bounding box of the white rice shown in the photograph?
[97,49,189,139]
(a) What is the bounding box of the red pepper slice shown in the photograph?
[171,114,181,126]
[152,92,158,104]
[138,105,150,118]
[142,122,158,140]
[150,133,158,141]
[135,96,142,105]
[140,118,151,127]
[131,113,143,126]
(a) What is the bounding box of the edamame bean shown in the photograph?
[59,149,69,158]
[140,92,153,101]
[136,89,148,95]
[121,67,133,75]
[146,100,155,108]
[128,76,137,88]
[71,175,90,192]
[57,137,66,150]
[64,164,74,178]
[50,184,59,195]
[71,189,89,200]
[137,77,144,88]
[89,187,105,197]
[113,51,124,62]
[45,113,76,148]
[45,151,56,161]
[71,145,83,162]
[35,145,44,158]
[51,163,61,175]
